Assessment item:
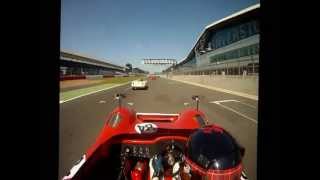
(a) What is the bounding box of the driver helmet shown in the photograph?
[184,125,245,180]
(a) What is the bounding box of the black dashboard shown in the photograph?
[120,140,186,159]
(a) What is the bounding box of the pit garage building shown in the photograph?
[132,68,149,74]
[60,50,125,76]
[164,3,259,75]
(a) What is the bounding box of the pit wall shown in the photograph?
[60,75,117,81]
[167,75,258,96]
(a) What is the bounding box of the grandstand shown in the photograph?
[164,3,260,76]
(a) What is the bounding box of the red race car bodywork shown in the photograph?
[87,107,207,157]
[62,96,247,180]
[63,106,209,180]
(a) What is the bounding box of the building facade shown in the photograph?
[60,50,125,76]
[166,3,260,76]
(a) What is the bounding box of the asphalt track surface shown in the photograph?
[59,77,258,180]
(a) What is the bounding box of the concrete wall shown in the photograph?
[168,75,258,96]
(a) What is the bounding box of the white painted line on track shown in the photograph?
[183,102,190,106]
[211,100,256,109]
[127,102,134,106]
[99,100,106,103]
[211,100,240,104]
[210,101,258,124]
[60,82,131,104]
[236,101,257,109]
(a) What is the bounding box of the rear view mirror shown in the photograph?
[192,95,199,101]
[115,93,126,99]
[192,95,200,111]
[115,93,126,107]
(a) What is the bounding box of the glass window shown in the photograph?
[239,23,249,40]
[233,50,239,59]
[224,38,228,47]
[232,27,239,43]
[228,29,233,44]
[251,20,259,34]
[221,32,226,47]
[245,46,250,56]
[210,56,216,63]
[235,27,240,42]
[247,22,253,36]
[240,47,248,57]
[239,48,244,57]
[250,44,258,55]
[212,42,216,49]
[249,21,254,35]
[230,51,233,59]
[231,50,235,59]
[236,49,240,58]
[249,45,254,55]
[209,43,258,63]
[230,51,234,59]
[220,38,224,47]
[254,44,258,54]
[225,52,230,59]
[224,29,229,45]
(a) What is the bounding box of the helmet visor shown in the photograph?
[185,157,243,180]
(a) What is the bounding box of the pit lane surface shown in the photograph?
[59,77,258,180]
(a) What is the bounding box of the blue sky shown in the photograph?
[61,0,259,73]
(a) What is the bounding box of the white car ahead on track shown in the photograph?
[131,79,148,90]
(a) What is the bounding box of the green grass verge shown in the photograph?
[100,76,143,84]
[60,76,142,102]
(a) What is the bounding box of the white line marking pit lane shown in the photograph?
[209,100,258,124]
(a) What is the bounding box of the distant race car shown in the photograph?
[131,79,148,90]
[148,75,157,80]
[62,95,249,180]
